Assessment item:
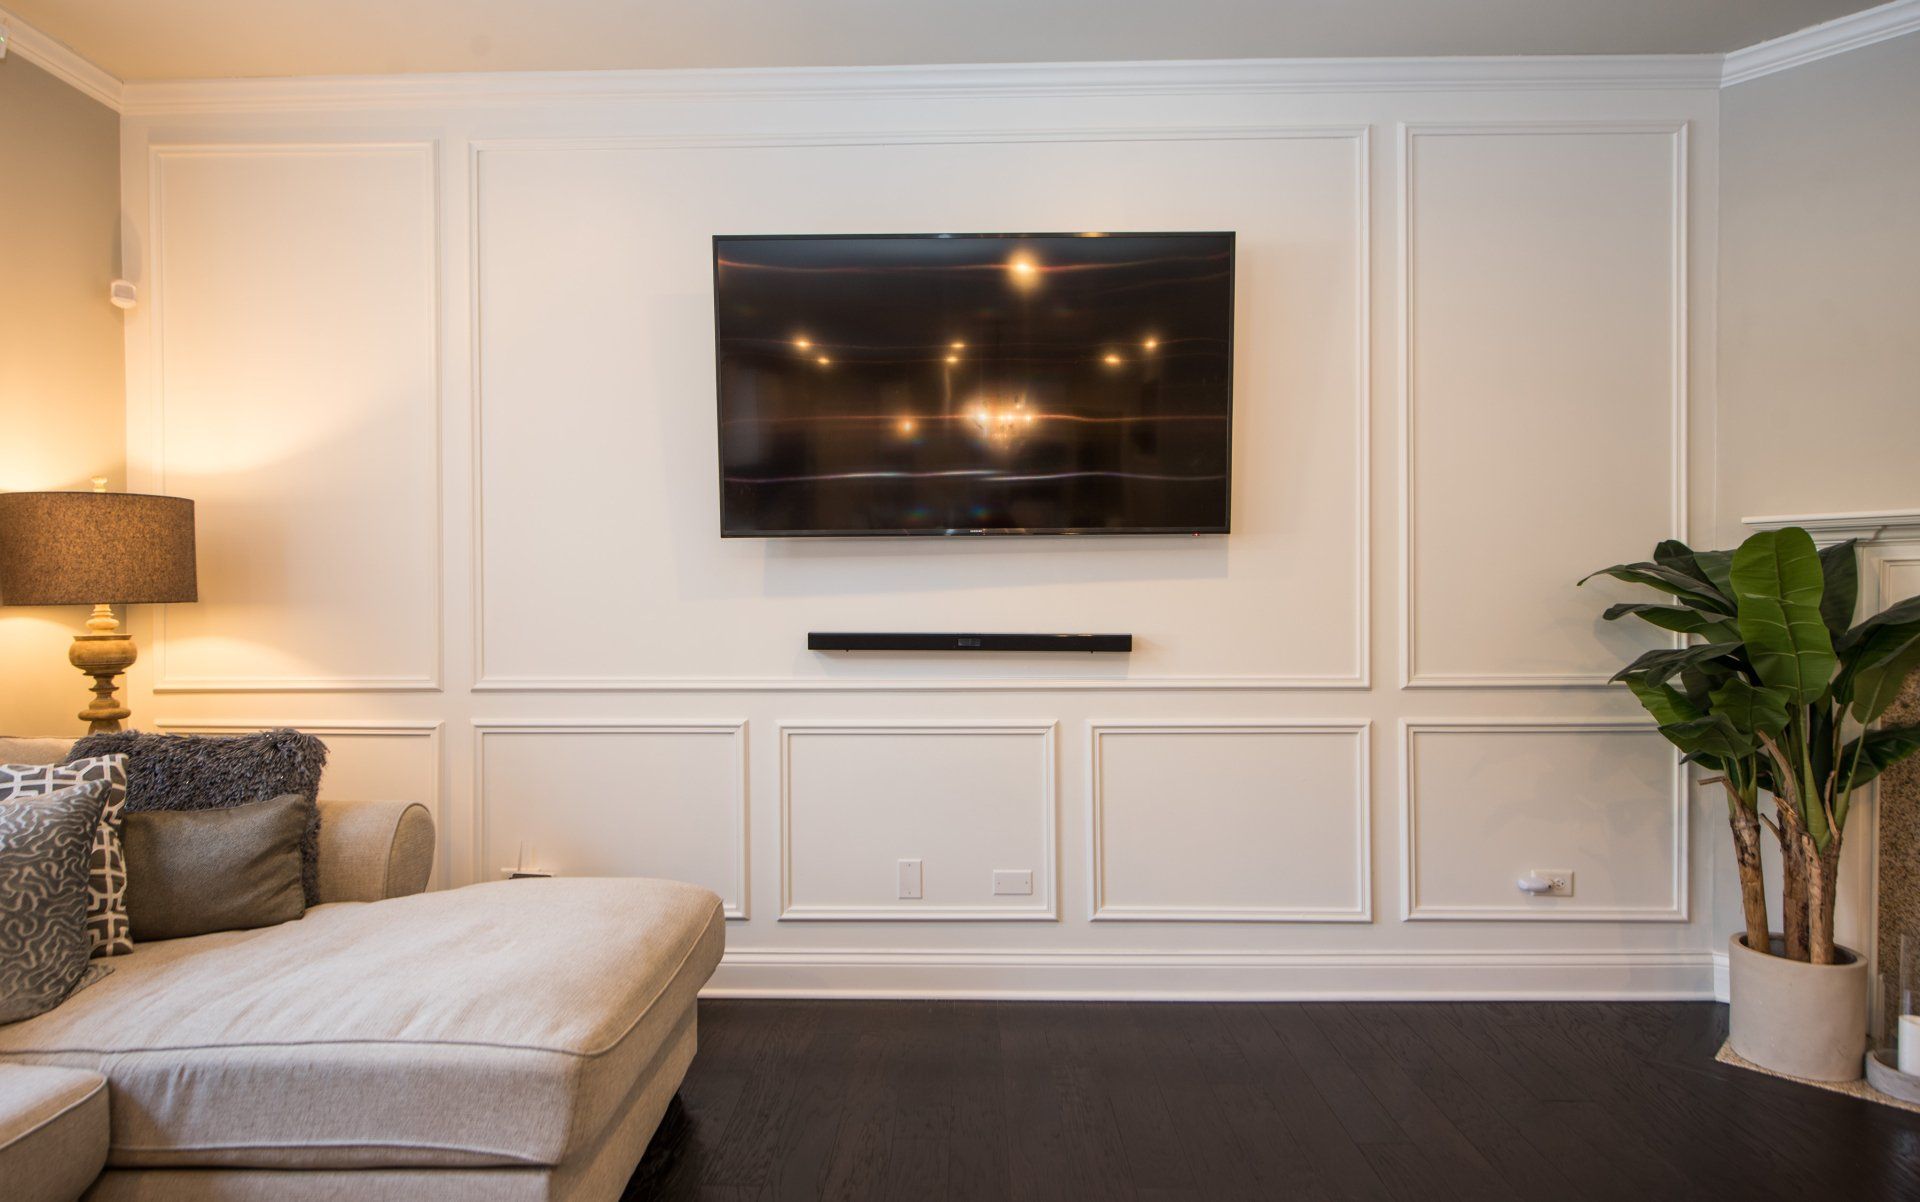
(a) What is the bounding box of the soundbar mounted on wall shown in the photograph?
[808,632,1133,654]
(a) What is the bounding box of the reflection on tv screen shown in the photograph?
[713,232,1234,536]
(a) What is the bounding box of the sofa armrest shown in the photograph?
[315,798,436,903]
[0,1064,108,1202]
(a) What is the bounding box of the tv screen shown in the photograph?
[712,232,1233,536]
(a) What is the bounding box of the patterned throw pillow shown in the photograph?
[0,780,111,1024]
[0,756,133,957]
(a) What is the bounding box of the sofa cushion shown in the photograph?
[0,1063,110,1202]
[0,738,71,767]
[0,877,724,1171]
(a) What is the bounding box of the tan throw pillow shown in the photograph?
[122,793,308,942]
[0,755,132,957]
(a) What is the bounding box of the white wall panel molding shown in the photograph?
[115,55,1725,117]
[470,720,749,917]
[1722,0,1920,86]
[154,719,446,883]
[1086,720,1371,922]
[778,720,1058,920]
[145,140,445,694]
[469,126,1369,693]
[1400,718,1687,922]
[707,945,1719,1000]
[1397,121,1689,689]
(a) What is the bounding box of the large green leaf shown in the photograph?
[1652,540,1720,590]
[1710,677,1791,741]
[1677,749,1730,773]
[1693,549,1736,598]
[1626,678,1704,727]
[1818,539,1860,636]
[1834,617,1920,706]
[1610,642,1744,687]
[1810,702,1836,804]
[1659,715,1753,761]
[1838,594,1920,655]
[1676,663,1729,710]
[1846,625,1920,726]
[1579,562,1735,615]
[1601,602,1740,640]
[1837,725,1920,792]
[1730,528,1837,705]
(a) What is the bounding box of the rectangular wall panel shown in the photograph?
[473,130,1366,689]
[1402,720,1685,921]
[150,143,440,690]
[1883,558,1920,608]
[1089,721,1370,921]
[156,720,444,885]
[1402,124,1685,687]
[780,721,1057,919]
[474,723,747,917]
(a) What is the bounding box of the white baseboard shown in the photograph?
[703,947,1721,1001]
[1711,949,1731,1003]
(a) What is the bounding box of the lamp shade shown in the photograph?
[0,491,197,606]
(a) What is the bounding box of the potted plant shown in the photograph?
[1584,528,1920,1080]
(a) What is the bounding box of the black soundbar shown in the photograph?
[808,632,1133,653]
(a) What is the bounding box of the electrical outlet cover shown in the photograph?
[1530,869,1574,898]
[897,858,923,899]
[992,869,1033,896]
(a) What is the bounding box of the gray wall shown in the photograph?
[0,54,123,735]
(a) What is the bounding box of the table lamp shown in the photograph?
[0,480,197,732]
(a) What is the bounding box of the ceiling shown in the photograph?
[1,0,1884,81]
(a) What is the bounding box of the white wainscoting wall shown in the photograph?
[119,60,1727,999]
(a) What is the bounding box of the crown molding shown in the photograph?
[1722,0,1920,86]
[1742,508,1920,544]
[7,3,1913,119]
[116,53,1726,116]
[0,7,121,110]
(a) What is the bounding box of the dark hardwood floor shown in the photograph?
[624,1000,1920,1201]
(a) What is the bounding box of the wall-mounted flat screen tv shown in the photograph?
[713,232,1234,536]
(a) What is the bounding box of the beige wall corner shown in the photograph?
[1718,31,1920,530]
[0,53,124,736]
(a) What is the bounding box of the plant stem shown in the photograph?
[1806,831,1844,966]
[1778,819,1811,962]
[1729,799,1771,956]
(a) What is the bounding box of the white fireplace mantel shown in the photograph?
[1743,508,1920,545]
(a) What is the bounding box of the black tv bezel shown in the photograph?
[711,231,1236,539]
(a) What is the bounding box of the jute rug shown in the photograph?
[1716,1040,1920,1115]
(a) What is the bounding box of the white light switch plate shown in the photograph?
[992,869,1033,896]
[898,858,923,899]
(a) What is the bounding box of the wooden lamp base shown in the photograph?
[69,604,135,734]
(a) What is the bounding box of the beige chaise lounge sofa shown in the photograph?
[0,736,725,1201]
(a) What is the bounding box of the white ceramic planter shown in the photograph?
[1728,933,1870,1082]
